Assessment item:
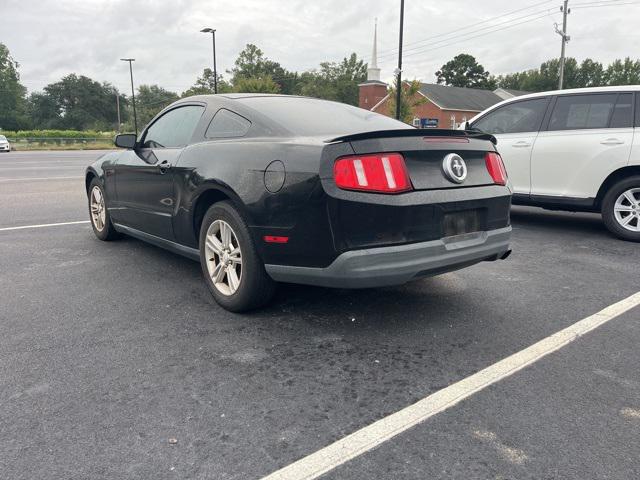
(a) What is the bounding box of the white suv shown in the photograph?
[468,86,640,242]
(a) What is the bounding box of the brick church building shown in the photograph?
[358,23,527,128]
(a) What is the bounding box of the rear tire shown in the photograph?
[88,179,119,241]
[199,201,276,312]
[601,176,640,242]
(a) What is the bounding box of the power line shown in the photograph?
[375,5,559,62]
[375,9,560,65]
[373,0,555,57]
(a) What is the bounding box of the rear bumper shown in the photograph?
[265,225,511,288]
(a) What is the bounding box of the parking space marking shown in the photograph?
[0,220,89,232]
[261,291,640,480]
[0,176,84,182]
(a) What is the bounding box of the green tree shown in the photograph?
[297,53,367,106]
[232,76,280,93]
[134,84,179,128]
[387,79,426,124]
[230,44,297,94]
[436,54,495,89]
[604,57,640,85]
[576,58,604,87]
[39,74,124,130]
[26,92,59,129]
[182,68,232,97]
[0,43,29,130]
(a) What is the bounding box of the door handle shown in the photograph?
[512,141,531,148]
[600,138,624,145]
[157,160,172,173]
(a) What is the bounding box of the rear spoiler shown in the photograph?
[327,128,497,146]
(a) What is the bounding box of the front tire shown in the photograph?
[199,201,276,312]
[88,179,119,241]
[601,176,640,242]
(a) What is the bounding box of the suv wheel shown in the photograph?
[601,176,640,242]
[199,201,276,312]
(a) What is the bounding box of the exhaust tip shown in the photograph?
[500,249,512,260]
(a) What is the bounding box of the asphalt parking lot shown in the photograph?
[1,151,639,480]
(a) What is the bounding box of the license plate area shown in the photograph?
[443,210,481,237]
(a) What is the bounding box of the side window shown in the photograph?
[142,105,205,148]
[205,109,251,138]
[548,94,617,131]
[472,98,548,134]
[636,93,640,127]
[610,93,633,128]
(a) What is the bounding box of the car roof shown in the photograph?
[469,85,640,121]
[505,85,640,101]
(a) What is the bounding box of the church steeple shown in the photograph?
[367,19,381,82]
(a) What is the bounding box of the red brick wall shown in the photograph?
[359,83,388,110]
[371,92,479,129]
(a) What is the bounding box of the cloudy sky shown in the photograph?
[3,0,640,94]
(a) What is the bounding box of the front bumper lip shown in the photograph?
[265,226,512,288]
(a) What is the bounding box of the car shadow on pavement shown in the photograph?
[510,206,609,237]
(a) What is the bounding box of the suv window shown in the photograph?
[472,98,548,134]
[609,93,633,128]
[206,109,251,138]
[142,105,204,148]
[548,94,618,131]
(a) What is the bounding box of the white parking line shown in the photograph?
[261,291,640,480]
[0,220,90,232]
[0,176,84,182]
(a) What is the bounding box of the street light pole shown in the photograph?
[200,28,218,94]
[120,58,138,135]
[395,0,405,121]
[116,94,121,133]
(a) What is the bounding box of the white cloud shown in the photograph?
[4,0,640,94]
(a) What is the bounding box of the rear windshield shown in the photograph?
[236,96,411,137]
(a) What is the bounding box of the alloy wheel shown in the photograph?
[90,186,106,232]
[613,188,640,232]
[204,220,243,296]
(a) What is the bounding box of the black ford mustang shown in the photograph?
[86,94,512,311]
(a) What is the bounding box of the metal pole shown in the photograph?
[212,31,218,94]
[395,0,405,121]
[128,61,138,135]
[558,0,570,90]
[121,59,138,135]
[116,94,121,133]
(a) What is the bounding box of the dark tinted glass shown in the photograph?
[143,105,204,148]
[548,94,617,131]
[237,97,410,137]
[609,93,633,128]
[473,98,548,134]
[206,109,251,138]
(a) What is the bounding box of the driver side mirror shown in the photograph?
[461,121,470,130]
[114,133,137,149]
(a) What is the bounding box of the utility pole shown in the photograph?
[395,0,405,121]
[120,58,138,135]
[556,0,570,89]
[116,94,121,133]
[200,28,218,94]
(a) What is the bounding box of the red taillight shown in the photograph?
[264,235,289,243]
[333,153,412,193]
[485,152,508,186]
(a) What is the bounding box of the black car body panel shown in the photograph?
[86,94,512,287]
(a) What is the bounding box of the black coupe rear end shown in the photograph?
[86,94,512,311]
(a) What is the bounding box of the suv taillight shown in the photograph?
[334,153,412,193]
[485,152,508,186]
